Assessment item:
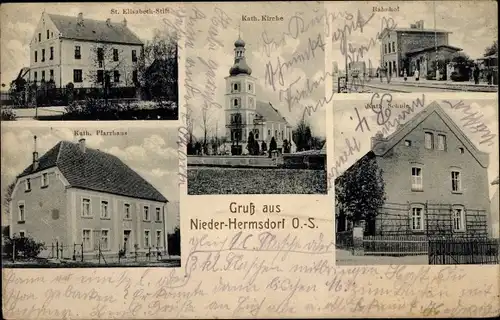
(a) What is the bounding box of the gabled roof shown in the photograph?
[256,101,289,124]
[371,101,489,168]
[19,141,167,202]
[47,13,143,45]
[406,45,462,56]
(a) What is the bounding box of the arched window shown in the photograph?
[233,98,239,107]
[254,129,260,140]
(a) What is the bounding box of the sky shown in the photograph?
[0,2,181,87]
[183,1,327,139]
[327,0,498,69]
[0,125,180,233]
[333,95,499,199]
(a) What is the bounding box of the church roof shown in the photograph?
[256,101,288,123]
[47,13,143,45]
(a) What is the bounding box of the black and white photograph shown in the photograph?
[1,3,179,121]
[328,1,498,93]
[1,125,180,267]
[185,2,328,195]
[333,94,499,265]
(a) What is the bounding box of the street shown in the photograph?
[3,106,66,120]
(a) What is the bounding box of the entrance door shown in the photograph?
[123,230,131,253]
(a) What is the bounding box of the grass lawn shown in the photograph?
[188,167,327,194]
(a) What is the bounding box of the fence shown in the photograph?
[335,230,353,250]
[428,237,500,265]
[363,235,428,256]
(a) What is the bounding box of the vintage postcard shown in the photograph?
[1,1,499,320]
[327,1,498,94]
[332,93,499,266]
[1,3,179,120]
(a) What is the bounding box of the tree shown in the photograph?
[87,40,126,106]
[168,227,181,256]
[247,131,260,155]
[269,137,277,157]
[335,155,385,235]
[484,40,498,57]
[138,29,178,101]
[201,107,211,155]
[293,117,312,151]
[3,181,16,218]
[283,139,291,153]
[261,141,268,155]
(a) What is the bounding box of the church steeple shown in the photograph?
[229,25,252,76]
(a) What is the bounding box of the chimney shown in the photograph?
[371,132,386,149]
[77,12,83,25]
[78,138,86,153]
[106,18,111,27]
[122,18,127,27]
[32,135,39,171]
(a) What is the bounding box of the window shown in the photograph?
[97,70,104,84]
[97,48,104,61]
[156,230,162,247]
[254,129,260,140]
[35,51,38,63]
[38,33,41,42]
[113,49,119,61]
[41,71,45,82]
[50,69,54,81]
[404,140,412,147]
[451,171,461,192]
[459,147,464,154]
[49,46,54,60]
[453,208,465,231]
[437,134,446,151]
[132,49,137,62]
[233,98,239,107]
[268,129,271,136]
[392,42,395,52]
[232,83,240,92]
[100,230,109,250]
[75,46,81,59]
[248,83,252,92]
[41,173,48,187]
[124,203,131,219]
[73,69,83,83]
[82,198,91,217]
[34,71,37,82]
[384,44,387,54]
[46,30,49,39]
[143,206,150,221]
[424,132,433,149]
[42,48,45,62]
[19,231,25,238]
[25,178,31,191]
[132,70,138,83]
[82,229,92,250]
[18,203,25,222]
[144,230,150,248]
[411,207,424,231]
[113,70,120,83]
[155,207,161,221]
[100,200,109,219]
[411,167,423,191]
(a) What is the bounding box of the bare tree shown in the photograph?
[200,107,212,155]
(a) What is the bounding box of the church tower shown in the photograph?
[224,33,257,155]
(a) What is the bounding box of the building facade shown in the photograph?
[29,12,143,88]
[339,102,491,236]
[379,20,461,77]
[9,138,168,257]
[224,37,292,154]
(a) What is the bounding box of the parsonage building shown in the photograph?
[9,138,169,257]
[337,101,491,237]
[28,12,143,88]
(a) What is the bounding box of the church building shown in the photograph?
[224,36,292,155]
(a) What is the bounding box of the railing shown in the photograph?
[363,235,428,256]
[428,237,500,265]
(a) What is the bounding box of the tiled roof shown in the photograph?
[406,45,462,55]
[256,101,289,124]
[48,13,143,45]
[19,141,167,202]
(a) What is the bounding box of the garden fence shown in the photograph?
[428,237,500,265]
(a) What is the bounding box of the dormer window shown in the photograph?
[458,147,464,154]
[41,173,48,188]
[404,140,412,147]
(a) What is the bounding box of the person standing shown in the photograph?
[414,69,420,81]
[404,69,408,81]
[473,65,480,84]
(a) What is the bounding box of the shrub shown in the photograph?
[1,108,16,121]
[3,235,46,259]
[450,71,469,82]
